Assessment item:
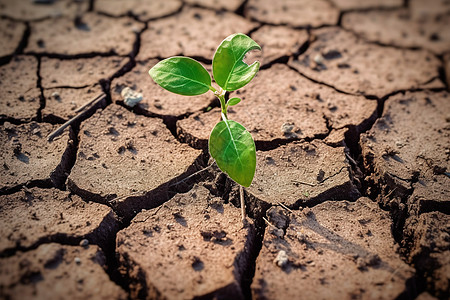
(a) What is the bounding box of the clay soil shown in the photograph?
[0,0,449,299]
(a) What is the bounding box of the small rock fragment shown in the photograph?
[274,250,289,268]
[121,87,143,108]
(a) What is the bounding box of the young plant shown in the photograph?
[149,33,261,190]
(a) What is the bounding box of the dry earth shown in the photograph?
[0,0,449,299]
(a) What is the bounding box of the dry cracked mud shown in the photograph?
[117,184,256,299]
[0,0,449,299]
[289,27,444,97]
[0,187,119,256]
[67,105,202,221]
[252,198,415,299]
[0,243,126,300]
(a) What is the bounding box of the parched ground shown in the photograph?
[0,0,449,299]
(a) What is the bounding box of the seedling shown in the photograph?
[149,33,261,213]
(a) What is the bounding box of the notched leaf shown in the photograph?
[149,57,211,96]
[209,119,256,187]
[213,33,261,92]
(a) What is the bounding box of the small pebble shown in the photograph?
[121,87,143,108]
[79,239,89,247]
[273,250,289,268]
[271,228,284,238]
[297,231,308,243]
[74,257,81,265]
[281,122,295,134]
[314,53,324,65]
[395,141,404,148]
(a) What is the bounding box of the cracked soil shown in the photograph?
[0,0,449,299]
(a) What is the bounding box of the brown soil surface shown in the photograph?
[26,13,144,56]
[42,85,104,122]
[250,26,309,66]
[117,184,255,299]
[0,0,88,21]
[0,243,126,300]
[248,140,360,207]
[0,122,73,192]
[94,0,182,21]
[247,0,339,27]
[0,19,25,59]
[137,7,258,61]
[41,56,129,88]
[289,27,444,97]
[0,1,449,299]
[185,0,244,11]
[342,9,450,55]
[330,0,403,10]
[0,187,118,255]
[0,56,41,121]
[67,105,202,220]
[252,199,415,299]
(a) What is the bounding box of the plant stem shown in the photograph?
[218,93,227,119]
[212,87,228,120]
[240,185,246,222]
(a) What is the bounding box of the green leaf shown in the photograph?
[209,119,256,187]
[149,57,211,96]
[213,33,261,92]
[227,97,241,106]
